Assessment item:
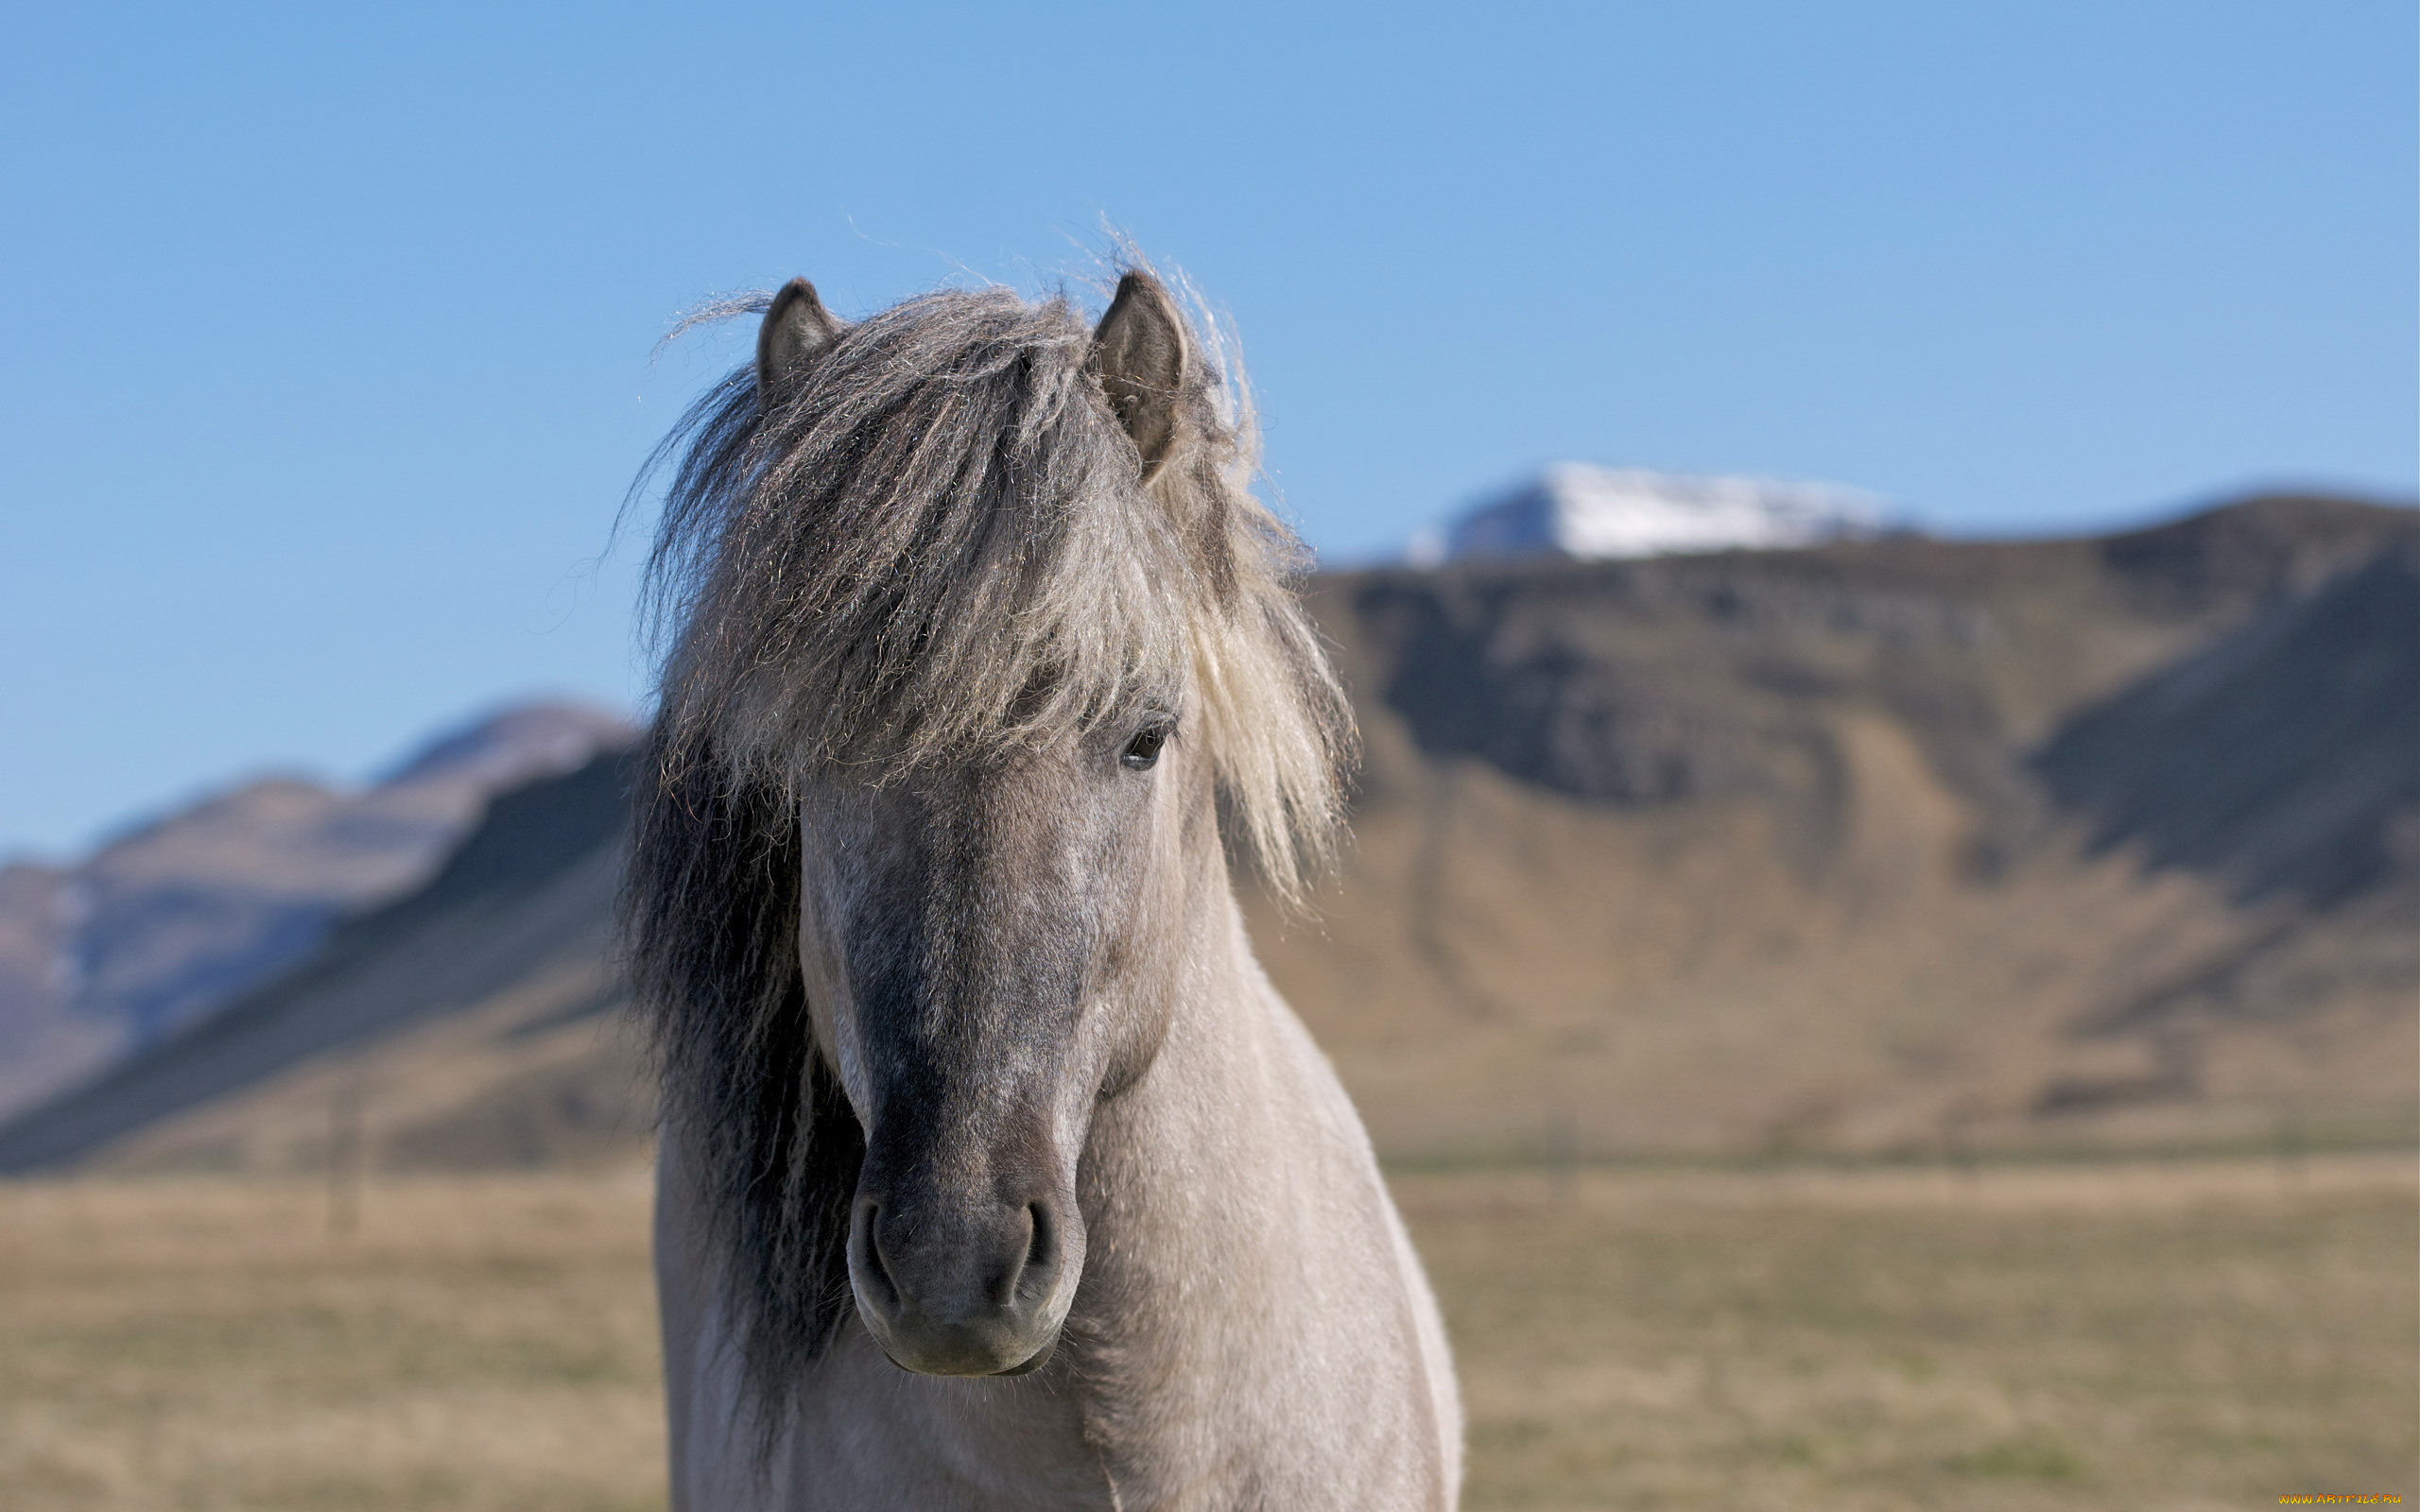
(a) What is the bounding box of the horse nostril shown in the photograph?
[1014,1202,1059,1307]
[851,1197,902,1314]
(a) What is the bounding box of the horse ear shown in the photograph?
[756,278,846,410]
[1090,272,1188,475]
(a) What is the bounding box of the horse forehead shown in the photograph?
[804,754,1103,859]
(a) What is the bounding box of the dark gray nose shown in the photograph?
[847,1192,1075,1376]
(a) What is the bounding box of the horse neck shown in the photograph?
[1072,839,1367,1344]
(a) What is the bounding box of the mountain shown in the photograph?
[0,493,2412,1176]
[0,752,637,1175]
[1417,465,1885,564]
[1276,492,2418,1159]
[0,702,635,1121]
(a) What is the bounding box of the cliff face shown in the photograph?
[1360,493,2411,812]
[2,495,2411,1175]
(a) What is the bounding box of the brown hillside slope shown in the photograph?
[2,494,2411,1175]
[0,757,641,1175]
[1265,496,2418,1160]
[0,702,632,1123]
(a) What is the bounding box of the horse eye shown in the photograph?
[1120,725,1169,770]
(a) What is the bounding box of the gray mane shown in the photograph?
[620,280,1353,1423]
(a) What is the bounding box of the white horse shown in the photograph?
[626,269,1461,1508]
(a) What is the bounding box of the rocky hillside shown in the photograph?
[0,703,633,1121]
[1270,493,2417,1160]
[1,494,2411,1175]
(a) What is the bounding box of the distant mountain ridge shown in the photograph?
[0,752,636,1175]
[1,493,2413,1176]
[0,702,635,1121]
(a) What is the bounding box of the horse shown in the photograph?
[624,266,1462,1508]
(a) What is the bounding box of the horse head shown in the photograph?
[631,269,1349,1396]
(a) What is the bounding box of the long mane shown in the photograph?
[620,278,1353,1418]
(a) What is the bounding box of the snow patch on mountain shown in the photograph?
[1409,465,1889,565]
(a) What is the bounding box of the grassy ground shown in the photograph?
[1416,1158,2415,1511]
[0,1157,2408,1510]
[0,1175,666,1512]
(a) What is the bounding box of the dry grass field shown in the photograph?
[0,1157,2409,1511]
[1413,1158,2415,1511]
[0,1173,666,1512]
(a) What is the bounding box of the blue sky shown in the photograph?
[3,1,2412,855]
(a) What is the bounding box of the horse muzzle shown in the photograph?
[846,1188,1081,1376]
